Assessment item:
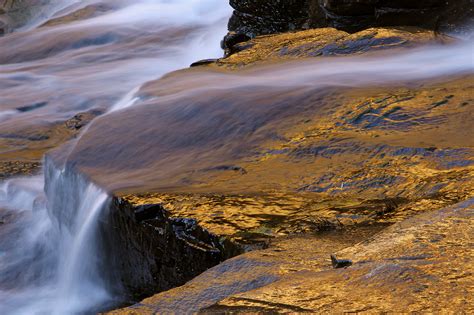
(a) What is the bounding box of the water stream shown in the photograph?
[0,1,473,314]
[0,1,231,314]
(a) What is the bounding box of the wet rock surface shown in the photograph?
[201,199,474,313]
[108,225,386,314]
[100,197,242,301]
[1,3,472,312]
[43,27,472,312]
[217,27,451,68]
[0,109,101,178]
[109,199,473,313]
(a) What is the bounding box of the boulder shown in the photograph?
[321,0,474,33]
[228,0,311,38]
[224,0,473,53]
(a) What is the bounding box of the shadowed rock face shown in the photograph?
[100,197,242,300]
[228,0,316,37]
[224,0,473,53]
[321,0,474,34]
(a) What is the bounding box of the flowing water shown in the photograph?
[62,42,474,194]
[0,1,473,314]
[0,1,231,314]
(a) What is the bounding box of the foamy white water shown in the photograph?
[0,172,111,315]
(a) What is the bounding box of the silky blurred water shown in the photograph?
[0,1,473,314]
[0,1,231,314]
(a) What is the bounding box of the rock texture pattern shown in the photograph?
[224,0,473,54]
[52,27,473,312]
[109,199,474,313]
[101,198,242,300]
[321,0,474,33]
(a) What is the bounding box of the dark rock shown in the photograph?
[224,0,473,53]
[16,101,48,113]
[330,254,353,268]
[206,165,248,174]
[65,110,103,130]
[320,0,473,33]
[221,31,252,56]
[101,197,243,300]
[229,0,310,36]
[223,0,323,54]
[190,58,219,67]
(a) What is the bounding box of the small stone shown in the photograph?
[330,254,353,269]
[190,59,219,67]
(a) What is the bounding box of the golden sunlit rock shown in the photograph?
[0,2,472,314]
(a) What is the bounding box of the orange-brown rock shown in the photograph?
[217,27,453,67]
[108,199,473,313]
[43,27,472,312]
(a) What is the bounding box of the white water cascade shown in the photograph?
[0,1,231,314]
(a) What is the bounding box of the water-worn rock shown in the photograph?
[109,199,474,313]
[217,27,452,68]
[45,27,472,311]
[0,109,102,178]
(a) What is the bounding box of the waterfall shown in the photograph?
[0,0,472,314]
[0,1,231,314]
[0,162,112,315]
